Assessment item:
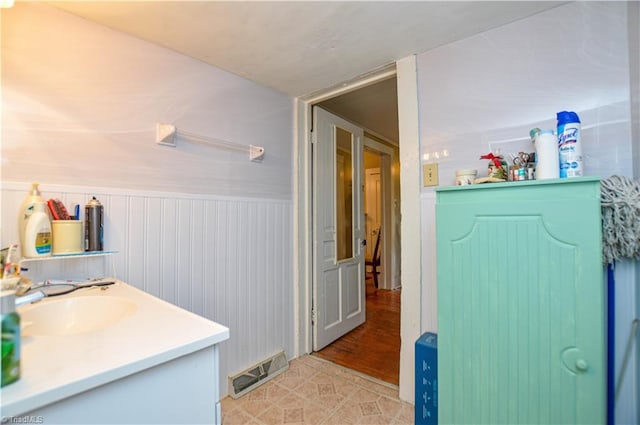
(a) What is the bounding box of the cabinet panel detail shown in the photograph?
[436,178,604,425]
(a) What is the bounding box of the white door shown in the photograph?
[312,106,366,351]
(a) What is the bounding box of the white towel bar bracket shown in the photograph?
[155,123,265,162]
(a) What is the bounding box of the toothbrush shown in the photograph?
[2,243,19,280]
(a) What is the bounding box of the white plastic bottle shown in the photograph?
[17,183,45,258]
[534,130,560,180]
[23,202,52,258]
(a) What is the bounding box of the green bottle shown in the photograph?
[1,290,20,387]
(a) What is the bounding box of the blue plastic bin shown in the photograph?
[415,332,437,425]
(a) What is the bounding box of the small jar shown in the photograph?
[455,169,477,186]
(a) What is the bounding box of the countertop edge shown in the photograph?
[2,329,229,417]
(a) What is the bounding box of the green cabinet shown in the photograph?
[436,178,604,424]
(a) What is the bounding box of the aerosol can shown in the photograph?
[557,111,583,178]
[85,197,103,252]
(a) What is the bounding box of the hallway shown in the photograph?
[313,275,401,385]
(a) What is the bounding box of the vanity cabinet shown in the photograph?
[23,345,221,424]
[1,282,229,425]
[436,178,604,424]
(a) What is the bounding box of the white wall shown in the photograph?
[1,3,295,398]
[416,2,638,423]
[1,3,293,199]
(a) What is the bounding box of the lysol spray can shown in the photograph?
[85,196,103,252]
[557,111,582,178]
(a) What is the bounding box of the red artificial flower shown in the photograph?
[480,153,503,168]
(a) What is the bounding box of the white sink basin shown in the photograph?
[20,296,137,336]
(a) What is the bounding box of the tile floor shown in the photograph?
[221,354,414,424]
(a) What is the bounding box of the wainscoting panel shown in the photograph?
[1,182,294,397]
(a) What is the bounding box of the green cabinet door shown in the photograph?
[436,178,604,424]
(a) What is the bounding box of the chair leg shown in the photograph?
[373,268,378,288]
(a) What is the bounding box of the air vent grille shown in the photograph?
[228,351,289,399]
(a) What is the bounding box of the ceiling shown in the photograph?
[44,1,565,143]
[319,76,399,142]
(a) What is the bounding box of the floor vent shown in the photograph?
[228,351,289,399]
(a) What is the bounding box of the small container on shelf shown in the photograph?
[52,220,84,255]
[455,169,477,186]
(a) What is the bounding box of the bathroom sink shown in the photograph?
[20,296,137,336]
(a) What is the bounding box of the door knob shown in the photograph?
[576,359,589,371]
[561,347,589,374]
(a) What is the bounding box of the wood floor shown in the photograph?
[313,275,401,385]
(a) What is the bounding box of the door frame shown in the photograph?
[363,136,396,290]
[294,56,421,402]
[364,166,382,267]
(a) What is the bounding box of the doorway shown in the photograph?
[296,57,420,402]
[310,76,401,385]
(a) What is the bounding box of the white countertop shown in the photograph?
[1,281,229,417]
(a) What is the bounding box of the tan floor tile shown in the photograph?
[353,376,399,398]
[222,381,292,421]
[265,380,292,401]
[237,397,273,419]
[320,401,361,424]
[308,371,356,394]
[297,354,326,370]
[325,365,364,383]
[307,370,337,385]
[276,392,310,409]
[289,360,321,378]
[392,401,415,424]
[257,405,287,424]
[274,363,319,390]
[375,395,403,417]
[299,401,333,424]
[221,395,241,414]
[356,414,396,424]
[256,396,332,425]
[222,357,413,425]
[284,407,304,423]
[296,380,346,410]
[222,406,256,425]
[330,375,362,397]
[247,387,268,401]
[346,387,379,404]
[359,401,382,416]
[306,359,348,376]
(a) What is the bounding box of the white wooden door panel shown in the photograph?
[312,107,365,350]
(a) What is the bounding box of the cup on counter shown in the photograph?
[455,169,477,186]
[52,220,83,255]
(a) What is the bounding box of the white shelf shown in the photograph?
[20,251,117,263]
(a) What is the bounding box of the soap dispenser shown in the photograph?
[23,202,52,258]
[17,182,46,258]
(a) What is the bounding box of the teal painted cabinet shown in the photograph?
[436,178,604,424]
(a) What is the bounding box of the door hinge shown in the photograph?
[311,308,316,325]
[310,130,314,144]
